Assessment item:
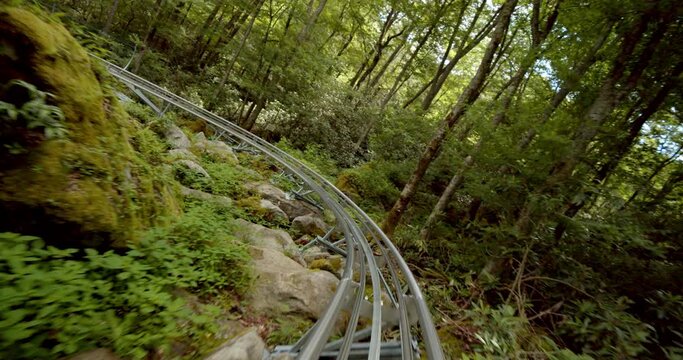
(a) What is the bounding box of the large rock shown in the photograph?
[192,132,238,164]
[0,8,180,248]
[234,219,295,253]
[303,245,332,264]
[180,186,232,208]
[249,246,339,318]
[247,182,323,220]
[292,215,328,236]
[175,159,210,178]
[259,199,289,224]
[168,148,199,161]
[204,329,265,360]
[247,182,287,203]
[164,124,191,149]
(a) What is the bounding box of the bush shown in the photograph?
[560,297,653,358]
[276,138,339,179]
[0,80,66,155]
[0,204,251,359]
[336,162,400,212]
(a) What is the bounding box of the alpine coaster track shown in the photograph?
[96,56,445,360]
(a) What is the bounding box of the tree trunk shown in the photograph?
[102,0,120,34]
[381,19,437,108]
[622,147,682,210]
[415,0,496,111]
[382,0,518,236]
[191,0,228,57]
[515,13,663,237]
[208,0,264,111]
[350,8,400,89]
[419,0,560,240]
[297,0,329,43]
[554,61,682,239]
[419,156,473,240]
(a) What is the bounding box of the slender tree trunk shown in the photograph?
[366,30,409,92]
[102,0,120,34]
[642,169,683,209]
[413,0,496,111]
[191,0,227,56]
[623,151,682,210]
[419,0,560,241]
[382,0,518,236]
[208,0,264,111]
[297,0,329,43]
[132,0,165,72]
[515,13,663,237]
[419,156,474,240]
[350,9,400,88]
[381,19,437,108]
[554,62,682,239]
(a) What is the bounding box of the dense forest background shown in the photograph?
[24,0,683,358]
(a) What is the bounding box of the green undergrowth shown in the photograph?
[276,138,339,180]
[265,315,314,346]
[0,201,252,359]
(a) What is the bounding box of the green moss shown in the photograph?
[437,327,466,359]
[309,257,343,274]
[0,7,180,248]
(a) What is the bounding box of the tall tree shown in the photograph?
[419,0,561,241]
[382,0,518,236]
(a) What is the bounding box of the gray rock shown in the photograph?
[193,132,238,164]
[259,199,288,224]
[193,132,208,144]
[295,235,314,245]
[67,349,120,360]
[164,124,191,149]
[234,219,295,253]
[303,246,331,264]
[277,200,322,221]
[180,186,232,208]
[204,329,265,360]
[292,215,328,236]
[247,182,323,220]
[249,246,339,318]
[176,159,210,178]
[168,148,199,161]
[247,182,287,203]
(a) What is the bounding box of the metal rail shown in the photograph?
[95,56,445,360]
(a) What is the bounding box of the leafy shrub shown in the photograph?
[645,291,683,358]
[173,161,213,191]
[130,125,167,165]
[0,80,66,154]
[560,297,653,358]
[276,138,339,179]
[462,302,589,359]
[0,204,251,358]
[202,162,257,199]
[265,316,313,346]
[336,162,400,211]
[465,302,531,357]
[123,102,173,134]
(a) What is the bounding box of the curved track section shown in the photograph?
[97,57,444,360]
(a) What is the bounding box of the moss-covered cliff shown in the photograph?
[0,7,180,248]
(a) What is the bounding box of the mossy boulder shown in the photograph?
[0,7,180,248]
[309,256,343,275]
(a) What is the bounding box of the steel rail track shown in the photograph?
[95,56,445,360]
